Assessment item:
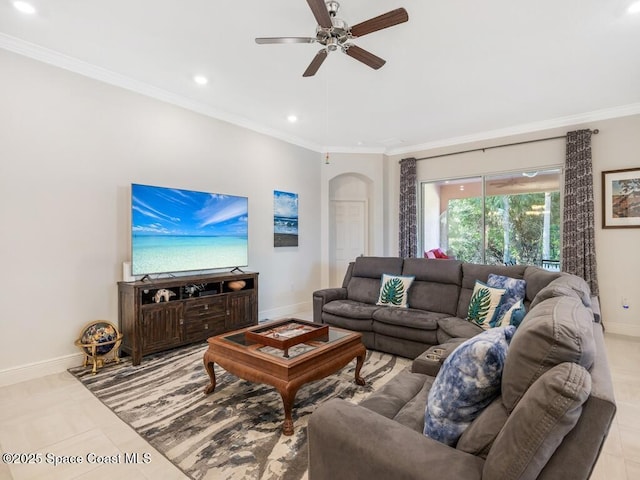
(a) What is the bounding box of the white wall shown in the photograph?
[386,114,640,337]
[0,49,322,380]
[319,152,384,286]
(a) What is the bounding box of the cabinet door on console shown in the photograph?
[141,303,183,351]
[227,292,256,330]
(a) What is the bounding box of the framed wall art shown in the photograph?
[274,190,299,246]
[602,167,640,228]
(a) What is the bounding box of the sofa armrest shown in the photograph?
[412,339,467,376]
[312,288,347,324]
[308,399,484,480]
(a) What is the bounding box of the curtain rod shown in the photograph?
[412,129,599,162]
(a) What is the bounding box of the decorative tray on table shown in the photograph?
[245,319,329,357]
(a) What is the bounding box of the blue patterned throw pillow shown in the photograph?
[424,325,516,446]
[487,274,526,327]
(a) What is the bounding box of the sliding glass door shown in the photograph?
[420,168,562,269]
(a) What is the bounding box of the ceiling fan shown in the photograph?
[255,0,409,77]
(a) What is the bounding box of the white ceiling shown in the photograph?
[1,0,640,154]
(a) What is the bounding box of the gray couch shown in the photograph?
[313,256,588,359]
[308,258,615,480]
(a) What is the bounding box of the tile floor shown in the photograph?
[0,329,638,479]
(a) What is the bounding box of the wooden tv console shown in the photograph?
[118,271,258,365]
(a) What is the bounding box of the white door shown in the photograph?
[331,200,367,286]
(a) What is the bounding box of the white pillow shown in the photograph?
[376,274,415,308]
[467,280,506,329]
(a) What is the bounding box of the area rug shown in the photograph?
[69,343,411,480]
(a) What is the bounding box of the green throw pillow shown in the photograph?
[467,280,506,329]
[376,274,415,308]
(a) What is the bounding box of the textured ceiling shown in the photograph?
[1,0,639,154]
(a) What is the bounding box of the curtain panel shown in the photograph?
[562,130,599,296]
[399,157,417,258]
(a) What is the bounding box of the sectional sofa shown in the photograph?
[313,256,597,359]
[308,256,614,480]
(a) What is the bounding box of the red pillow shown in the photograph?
[426,248,449,259]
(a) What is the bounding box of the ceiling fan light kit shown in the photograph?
[255,0,409,77]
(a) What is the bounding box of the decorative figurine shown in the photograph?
[154,289,176,303]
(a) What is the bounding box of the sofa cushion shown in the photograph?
[501,295,595,412]
[373,322,440,346]
[394,377,435,432]
[360,369,433,428]
[461,263,527,290]
[437,317,484,343]
[424,326,516,446]
[322,299,378,319]
[347,277,387,304]
[523,266,563,304]
[529,274,593,311]
[372,308,442,330]
[483,362,592,480]
[407,282,461,316]
[351,256,404,278]
[402,258,462,316]
[467,281,506,329]
[456,264,525,319]
[376,273,415,308]
[402,258,462,284]
[344,256,405,304]
[487,274,526,326]
[321,313,374,334]
[456,396,509,458]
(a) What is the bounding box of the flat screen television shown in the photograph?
[131,183,248,276]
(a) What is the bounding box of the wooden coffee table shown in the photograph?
[203,318,366,435]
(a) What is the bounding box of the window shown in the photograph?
[420,169,562,269]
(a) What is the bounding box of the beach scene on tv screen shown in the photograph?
[131,184,248,275]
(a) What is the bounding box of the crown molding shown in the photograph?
[3,33,639,158]
[386,102,640,156]
[0,33,322,153]
[324,146,386,155]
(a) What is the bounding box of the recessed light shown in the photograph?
[193,75,208,85]
[287,115,298,123]
[13,1,36,14]
[629,1,640,14]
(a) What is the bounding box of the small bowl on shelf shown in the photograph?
[228,280,246,291]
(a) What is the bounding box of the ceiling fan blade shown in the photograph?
[303,49,328,77]
[306,0,333,29]
[255,37,316,44]
[344,44,386,70]
[349,8,409,38]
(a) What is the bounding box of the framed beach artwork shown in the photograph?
[602,168,640,228]
[274,190,299,247]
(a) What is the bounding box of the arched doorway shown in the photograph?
[329,173,372,286]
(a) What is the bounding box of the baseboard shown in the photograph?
[0,302,313,387]
[603,322,640,338]
[0,352,85,388]
[259,301,313,323]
